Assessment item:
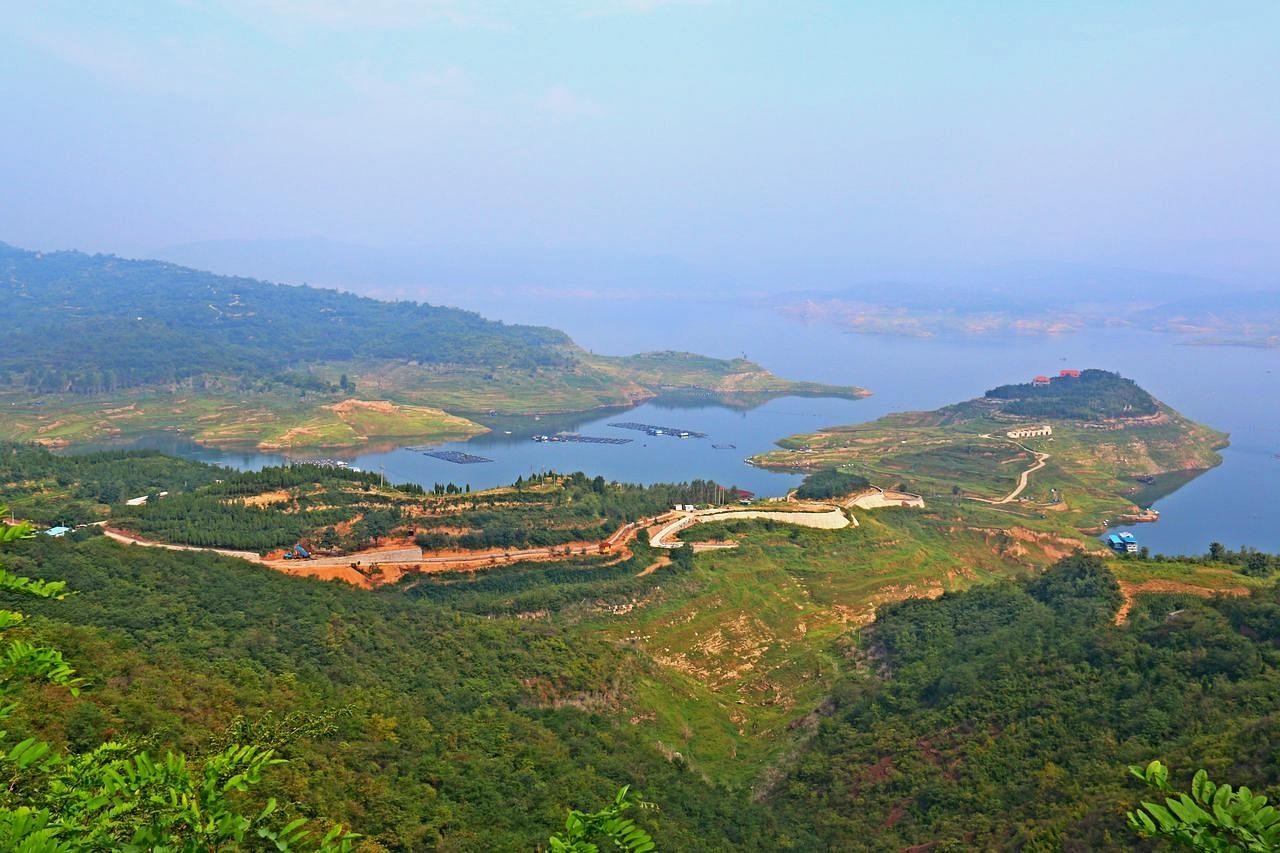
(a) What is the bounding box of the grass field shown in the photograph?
[569,504,1269,792]
[356,351,867,415]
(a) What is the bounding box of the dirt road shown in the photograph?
[102,501,848,587]
[650,504,852,548]
[846,487,925,510]
[967,441,1050,505]
[998,449,1050,503]
[102,528,264,563]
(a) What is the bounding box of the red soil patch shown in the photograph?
[1114,579,1249,625]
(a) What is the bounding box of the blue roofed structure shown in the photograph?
[1107,532,1138,553]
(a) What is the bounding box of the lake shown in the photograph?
[98,294,1280,556]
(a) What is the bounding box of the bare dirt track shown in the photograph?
[967,441,1050,505]
[102,500,858,589]
[102,528,264,563]
[846,487,925,510]
[102,521,650,589]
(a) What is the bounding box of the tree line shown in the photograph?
[985,368,1159,419]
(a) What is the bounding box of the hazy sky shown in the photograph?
[4,1,1278,285]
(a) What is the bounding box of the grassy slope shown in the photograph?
[585,508,1081,789]
[356,351,866,415]
[0,388,486,450]
[1,405,1258,811]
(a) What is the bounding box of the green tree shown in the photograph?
[548,786,656,853]
[1127,760,1280,851]
[669,544,694,572]
[0,509,356,851]
[1244,550,1272,577]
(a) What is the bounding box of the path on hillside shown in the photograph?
[967,442,1050,505]
[844,487,925,510]
[998,448,1050,504]
[101,516,657,587]
[103,501,852,585]
[102,528,265,563]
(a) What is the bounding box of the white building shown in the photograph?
[1006,425,1053,439]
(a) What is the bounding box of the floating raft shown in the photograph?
[534,432,632,445]
[419,449,493,464]
[608,422,708,438]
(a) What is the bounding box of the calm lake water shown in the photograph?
[96,295,1280,556]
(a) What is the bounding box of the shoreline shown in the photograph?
[38,386,869,457]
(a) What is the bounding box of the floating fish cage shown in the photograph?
[536,432,632,445]
[419,450,493,464]
[608,422,708,439]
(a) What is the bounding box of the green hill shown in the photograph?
[753,371,1225,535]
[768,555,1280,849]
[985,368,1159,420]
[1,408,1271,848]
[0,242,570,394]
[0,243,865,449]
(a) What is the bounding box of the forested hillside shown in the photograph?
[770,556,1280,849]
[0,441,225,524]
[985,368,1160,420]
[0,243,570,394]
[10,535,1277,849]
[5,471,1278,850]
[7,533,773,850]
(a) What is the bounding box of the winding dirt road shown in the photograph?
[997,448,1050,504]
[968,441,1050,505]
[102,501,854,587]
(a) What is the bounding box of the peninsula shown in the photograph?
[0,243,866,450]
[752,368,1227,536]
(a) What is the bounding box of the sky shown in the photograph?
[3,0,1279,289]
